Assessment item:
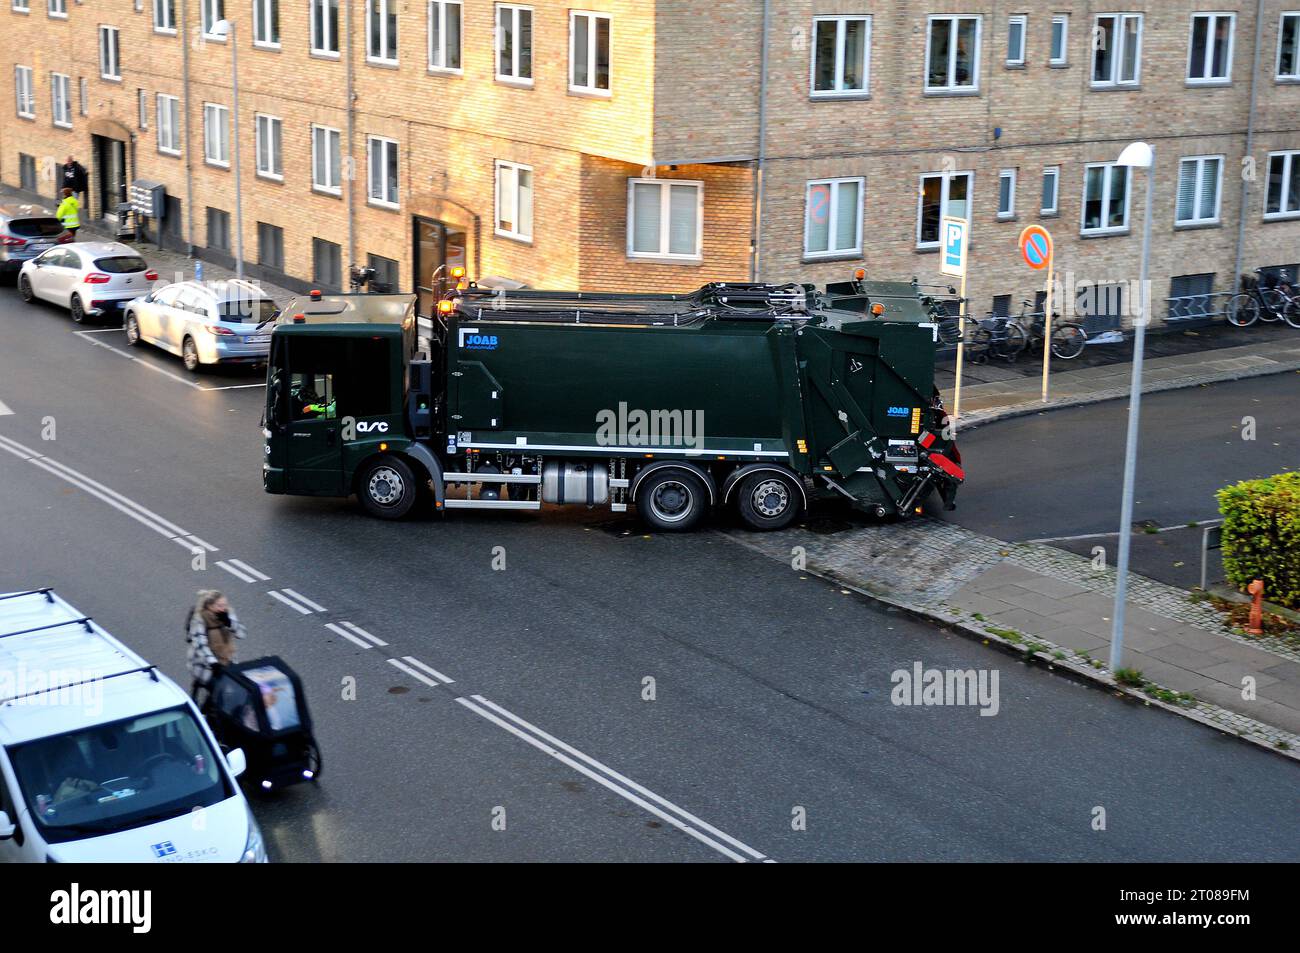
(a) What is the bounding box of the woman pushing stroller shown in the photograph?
[187,589,246,707]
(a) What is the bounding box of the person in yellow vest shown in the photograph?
[56,187,80,241]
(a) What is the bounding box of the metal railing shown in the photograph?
[1165,289,1232,322]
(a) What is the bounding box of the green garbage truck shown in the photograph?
[260,277,964,531]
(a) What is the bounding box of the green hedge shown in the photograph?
[1217,472,1300,609]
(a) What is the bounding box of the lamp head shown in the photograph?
[1116,141,1154,168]
[211,18,232,36]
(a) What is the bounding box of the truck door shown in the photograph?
[283,337,345,495]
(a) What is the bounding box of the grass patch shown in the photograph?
[1115,667,1145,687]
[987,627,1024,644]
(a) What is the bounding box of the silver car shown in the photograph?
[124,279,277,371]
[0,203,69,281]
[18,241,157,323]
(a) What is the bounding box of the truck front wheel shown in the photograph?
[735,472,802,531]
[636,469,708,532]
[358,456,419,519]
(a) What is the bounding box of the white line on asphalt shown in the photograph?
[387,657,443,688]
[216,560,257,583]
[0,399,12,416]
[470,695,769,862]
[73,330,265,392]
[0,436,33,459]
[226,558,270,581]
[175,533,219,553]
[26,457,184,540]
[33,450,200,539]
[73,327,122,333]
[267,589,314,614]
[340,620,386,647]
[401,656,454,684]
[325,622,374,649]
[456,695,759,863]
[280,588,326,612]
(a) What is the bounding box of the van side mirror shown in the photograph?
[0,810,15,840]
[226,748,247,778]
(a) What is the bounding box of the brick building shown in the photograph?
[3,1,1299,329]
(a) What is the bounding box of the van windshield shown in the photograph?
[7,706,232,844]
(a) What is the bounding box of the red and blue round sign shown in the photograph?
[1019,225,1053,270]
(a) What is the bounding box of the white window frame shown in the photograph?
[626,178,704,261]
[494,159,534,241]
[138,88,148,129]
[1081,162,1131,235]
[1041,166,1060,215]
[367,135,400,208]
[1006,14,1026,67]
[1050,14,1069,65]
[1091,13,1143,88]
[1279,12,1300,80]
[1264,150,1300,220]
[310,0,340,57]
[99,25,121,81]
[1175,155,1223,226]
[255,113,283,180]
[15,66,35,119]
[157,93,181,154]
[569,10,611,95]
[48,0,66,18]
[809,15,871,98]
[203,102,231,168]
[495,4,534,85]
[201,0,226,39]
[253,0,280,49]
[153,0,176,34]
[11,0,30,12]
[51,72,71,128]
[366,0,399,65]
[428,0,463,74]
[997,168,1016,219]
[803,177,864,258]
[311,124,342,195]
[916,171,974,248]
[1186,12,1235,85]
[925,15,982,93]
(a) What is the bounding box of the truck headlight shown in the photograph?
[240,807,267,863]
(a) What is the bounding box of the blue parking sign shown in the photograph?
[940,216,967,277]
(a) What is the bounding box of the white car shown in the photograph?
[124,279,277,372]
[18,241,157,324]
[0,589,266,863]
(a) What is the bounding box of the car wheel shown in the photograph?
[124,312,142,346]
[69,295,87,324]
[182,336,201,372]
[18,274,35,303]
[358,455,419,519]
[735,471,803,531]
[636,468,709,532]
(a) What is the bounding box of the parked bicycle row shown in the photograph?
[935,299,1089,365]
[1227,269,1300,329]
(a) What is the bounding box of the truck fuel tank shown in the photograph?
[541,461,610,505]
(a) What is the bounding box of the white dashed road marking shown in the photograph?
[267,589,315,614]
[325,622,374,649]
[387,657,444,688]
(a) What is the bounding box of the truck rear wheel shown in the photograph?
[735,471,802,531]
[358,455,419,519]
[636,469,708,532]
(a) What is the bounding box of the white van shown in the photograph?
[0,589,266,863]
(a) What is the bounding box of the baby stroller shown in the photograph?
[203,656,321,792]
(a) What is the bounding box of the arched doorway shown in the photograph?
[408,194,478,319]
[87,117,133,222]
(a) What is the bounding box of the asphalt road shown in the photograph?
[1,290,1297,862]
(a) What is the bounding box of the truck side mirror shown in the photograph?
[0,810,15,840]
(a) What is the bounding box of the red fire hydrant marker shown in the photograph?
[1247,579,1265,636]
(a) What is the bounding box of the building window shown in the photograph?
[157,94,180,154]
[253,0,280,48]
[367,254,399,292]
[811,15,870,96]
[311,0,340,56]
[48,0,65,17]
[14,66,34,119]
[1176,156,1222,226]
[367,0,398,64]
[79,76,87,115]
[917,171,972,247]
[312,125,342,194]
[1082,162,1130,234]
[255,114,283,179]
[1050,14,1069,65]
[138,88,148,129]
[99,26,121,81]
[11,0,29,11]
[428,1,462,72]
[19,153,38,191]
[1279,12,1300,80]
[258,222,284,272]
[627,178,702,260]
[991,294,1012,317]
[570,11,611,93]
[1006,15,1026,67]
[1041,166,1060,215]
[803,177,862,258]
[1092,14,1142,87]
[201,0,225,38]
[206,207,231,253]
[1188,13,1234,84]
[926,15,981,92]
[313,238,342,290]
[1168,273,1216,321]
[494,159,533,241]
[204,103,230,167]
[1265,151,1300,219]
[997,169,1016,219]
[51,72,71,128]
[153,0,176,33]
[367,136,400,208]
[496,4,533,84]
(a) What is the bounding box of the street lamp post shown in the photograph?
[213,19,244,280]
[1109,141,1155,674]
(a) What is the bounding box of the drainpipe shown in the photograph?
[1233,0,1265,292]
[180,0,196,258]
[750,0,771,282]
[345,0,357,276]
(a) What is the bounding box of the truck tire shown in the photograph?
[358,455,419,519]
[636,469,708,532]
[735,471,802,531]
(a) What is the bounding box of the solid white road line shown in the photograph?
[225,558,270,581]
[456,696,756,863]
[325,622,373,649]
[0,399,12,416]
[267,589,314,614]
[387,657,443,688]
[73,330,265,392]
[72,327,121,333]
[470,695,769,862]
[280,588,326,613]
[401,656,454,685]
[216,560,256,583]
[340,620,386,647]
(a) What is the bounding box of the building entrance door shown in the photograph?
[92,134,127,221]
[413,216,467,318]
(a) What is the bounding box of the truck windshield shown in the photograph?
[7,706,232,844]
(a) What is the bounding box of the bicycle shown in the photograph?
[1012,299,1089,360]
[967,311,1026,364]
[1227,268,1300,328]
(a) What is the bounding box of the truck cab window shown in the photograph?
[292,371,336,420]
